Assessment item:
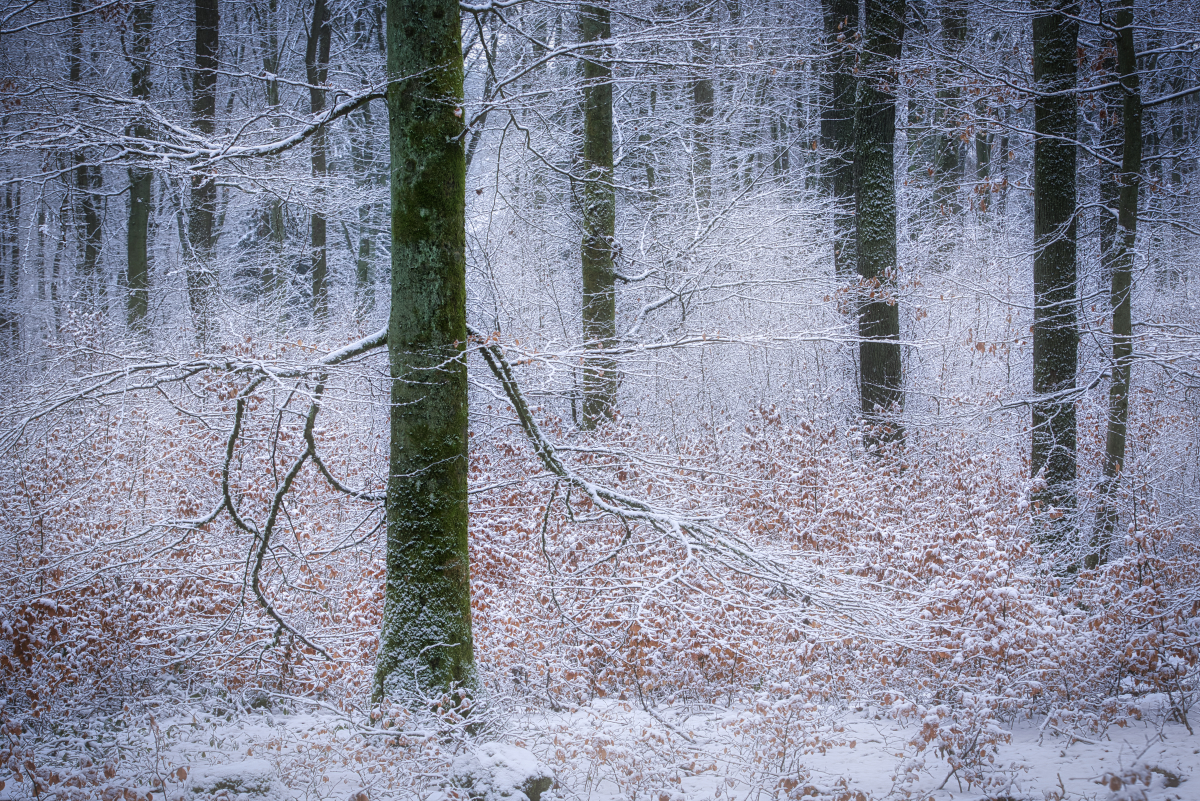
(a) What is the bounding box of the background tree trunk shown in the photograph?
[188,0,219,343]
[70,0,103,307]
[821,0,857,280]
[579,2,617,430]
[1030,0,1079,545]
[259,0,286,305]
[931,0,968,230]
[854,0,905,440]
[374,0,474,704]
[1091,0,1141,568]
[126,0,154,336]
[690,2,714,211]
[306,0,332,324]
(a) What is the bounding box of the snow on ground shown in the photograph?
[3,692,1193,800]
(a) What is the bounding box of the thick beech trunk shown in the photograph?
[854,0,905,440]
[374,0,474,704]
[1030,0,1080,543]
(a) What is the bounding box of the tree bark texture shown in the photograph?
[579,2,618,430]
[1030,0,1079,540]
[374,0,474,704]
[820,0,858,279]
[854,0,905,438]
[188,0,219,342]
[126,0,154,335]
[70,0,104,306]
[1091,0,1140,568]
[306,0,332,323]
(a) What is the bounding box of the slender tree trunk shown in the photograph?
[306,0,332,324]
[854,0,905,441]
[127,0,154,335]
[690,2,713,211]
[352,4,387,320]
[579,2,617,429]
[70,0,104,307]
[0,184,18,352]
[1030,0,1079,545]
[259,0,286,303]
[1091,0,1141,568]
[374,0,474,704]
[352,98,378,319]
[931,0,968,229]
[820,0,857,279]
[188,0,219,343]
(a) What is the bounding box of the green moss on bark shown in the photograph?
[1031,0,1080,543]
[373,0,475,704]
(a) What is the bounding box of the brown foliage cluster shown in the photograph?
[0,354,1197,796]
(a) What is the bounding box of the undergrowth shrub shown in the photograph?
[1,341,1197,799]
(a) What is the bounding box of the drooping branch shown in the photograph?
[466,324,907,638]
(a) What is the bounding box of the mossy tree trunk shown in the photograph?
[1091,0,1140,568]
[374,0,475,705]
[1030,0,1079,543]
[188,0,219,343]
[579,2,617,429]
[820,0,857,280]
[126,0,154,336]
[854,0,905,439]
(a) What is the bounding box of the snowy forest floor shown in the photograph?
[5,689,1193,801]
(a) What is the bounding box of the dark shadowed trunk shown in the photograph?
[188,0,219,342]
[70,0,104,307]
[306,0,332,323]
[126,0,154,335]
[931,0,967,228]
[821,0,858,279]
[854,0,905,441]
[1090,0,1140,568]
[579,2,618,429]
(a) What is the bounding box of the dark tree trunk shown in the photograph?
[1091,0,1141,568]
[690,2,714,210]
[579,2,617,429]
[70,0,104,307]
[854,0,905,441]
[126,0,154,336]
[820,0,857,279]
[351,99,379,319]
[259,0,286,302]
[931,0,968,227]
[306,0,332,323]
[1030,0,1080,545]
[188,0,219,343]
[0,184,18,352]
[374,0,474,704]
